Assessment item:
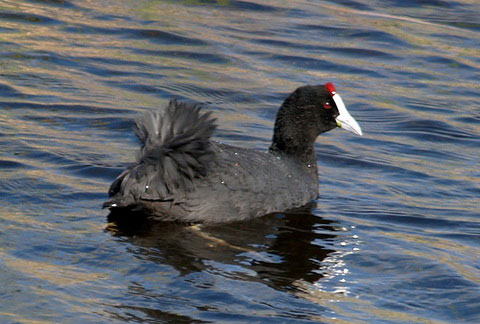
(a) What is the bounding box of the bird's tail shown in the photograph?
[105,100,217,207]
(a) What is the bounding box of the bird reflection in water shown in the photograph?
[105,202,352,293]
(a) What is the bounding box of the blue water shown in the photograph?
[1,0,479,323]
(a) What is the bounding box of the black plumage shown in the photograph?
[104,84,362,222]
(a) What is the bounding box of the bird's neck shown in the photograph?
[269,101,320,173]
[269,138,318,174]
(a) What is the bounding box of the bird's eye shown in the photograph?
[323,101,332,109]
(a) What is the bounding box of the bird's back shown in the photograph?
[164,143,318,222]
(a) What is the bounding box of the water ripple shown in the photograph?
[0,0,479,323]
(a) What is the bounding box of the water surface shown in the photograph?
[1,0,479,323]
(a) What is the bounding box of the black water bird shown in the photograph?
[104,83,362,222]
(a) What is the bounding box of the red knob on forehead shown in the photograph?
[325,82,336,95]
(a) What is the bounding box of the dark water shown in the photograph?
[1,0,479,323]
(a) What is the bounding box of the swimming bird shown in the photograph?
[104,83,362,222]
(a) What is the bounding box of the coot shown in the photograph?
[104,83,362,222]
